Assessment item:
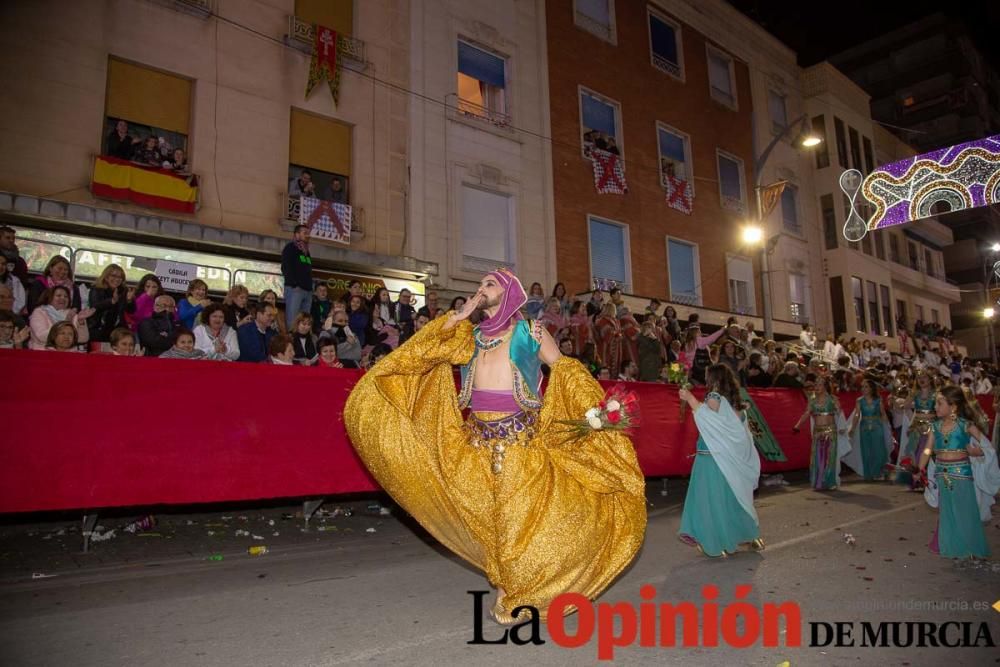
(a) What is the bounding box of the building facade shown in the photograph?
[803,63,960,350]
[406,0,556,295]
[0,0,431,299]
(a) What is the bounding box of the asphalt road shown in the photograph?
[1,476,998,666]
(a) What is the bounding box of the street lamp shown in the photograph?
[741,225,763,245]
[751,114,823,340]
[984,307,995,319]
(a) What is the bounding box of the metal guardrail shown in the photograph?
[453,98,512,130]
[287,15,365,65]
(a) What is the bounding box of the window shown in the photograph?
[915,304,924,322]
[781,184,800,234]
[889,234,900,263]
[789,273,808,323]
[881,285,893,336]
[874,231,886,260]
[848,126,863,171]
[862,136,875,174]
[580,89,621,156]
[295,0,353,35]
[457,41,507,123]
[896,299,906,329]
[924,248,934,277]
[727,255,755,315]
[834,117,848,169]
[289,109,351,204]
[648,9,683,78]
[589,217,630,290]
[575,0,616,43]
[867,280,880,336]
[707,45,737,109]
[931,308,939,324]
[852,276,866,332]
[461,185,513,270]
[908,241,919,270]
[667,238,700,305]
[812,116,830,168]
[768,90,787,134]
[657,123,692,186]
[821,194,838,249]
[103,57,192,164]
[716,150,745,212]
[861,233,873,256]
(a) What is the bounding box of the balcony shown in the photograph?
[285,15,366,70]
[574,11,615,43]
[284,193,363,242]
[91,156,200,215]
[171,0,211,18]
[447,95,512,131]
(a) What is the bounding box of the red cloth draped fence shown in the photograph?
[1,350,993,514]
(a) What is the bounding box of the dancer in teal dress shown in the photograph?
[918,386,992,559]
[847,380,892,481]
[677,364,763,557]
[792,376,848,490]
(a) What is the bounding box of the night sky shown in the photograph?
[725,0,1000,71]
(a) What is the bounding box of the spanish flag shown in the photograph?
[91,156,199,214]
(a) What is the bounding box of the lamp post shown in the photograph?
[750,113,822,341]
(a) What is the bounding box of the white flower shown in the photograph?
[606,399,621,412]
[585,407,600,420]
[587,416,603,430]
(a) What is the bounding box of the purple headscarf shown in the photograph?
[478,269,527,337]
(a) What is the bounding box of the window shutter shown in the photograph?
[106,58,191,134]
[458,42,505,88]
[589,218,627,287]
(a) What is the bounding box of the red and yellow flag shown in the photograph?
[91,156,198,214]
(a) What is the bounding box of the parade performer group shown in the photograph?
[346,269,1000,626]
[344,269,647,625]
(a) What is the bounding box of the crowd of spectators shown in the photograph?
[104,119,189,174]
[3,221,993,399]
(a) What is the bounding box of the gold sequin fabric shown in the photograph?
[344,316,647,619]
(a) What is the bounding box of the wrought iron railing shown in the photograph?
[574,11,614,41]
[652,53,681,78]
[452,98,512,130]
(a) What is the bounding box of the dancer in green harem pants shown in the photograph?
[895,372,935,488]
[846,379,893,481]
[792,376,849,491]
[677,364,763,558]
[919,386,1000,559]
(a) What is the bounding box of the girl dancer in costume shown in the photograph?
[677,364,763,557]
[919,386,1000,559]
[846,379,893,481]
[792,376,850,490]
[896,371,936,488]
[344,269,646,624]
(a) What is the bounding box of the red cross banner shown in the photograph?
[300,196,352,244]
[589,148,628,195]
[305,24,341,104]
[664,174,694,214]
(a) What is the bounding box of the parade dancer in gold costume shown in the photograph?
[344,269,647,624]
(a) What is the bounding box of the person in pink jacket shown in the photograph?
[129,274,163,332]
[28,285,91,350]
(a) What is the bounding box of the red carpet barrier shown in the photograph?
[1,349,993,513]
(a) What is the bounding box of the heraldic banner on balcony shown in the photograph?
[300,196,351,244]
[91,156,198,214]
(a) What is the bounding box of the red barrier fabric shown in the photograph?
[1,349,993,513]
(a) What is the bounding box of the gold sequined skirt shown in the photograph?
[343,316,647,619]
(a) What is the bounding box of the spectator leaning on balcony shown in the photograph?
[87,263,132,347]
[138,295,179,357]
[237,303,277,363]
[170,148,189,174]
[27,255,81,314]
[105,119,138,159]
[178,279,212,329]
[289,170,316,197]
[28,286,92,351]
[267,334,295,365]
[131,136,161,166]
[0,254,26,315]
[281,224,313,331]
[193,303,240,361]
[322,177,347,204]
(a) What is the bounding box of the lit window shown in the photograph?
[457,41,507,125]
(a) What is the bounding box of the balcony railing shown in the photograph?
[286,15,365,68]
[172,0,211,18]
[451,98,512,130]
[574,11,614,42]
